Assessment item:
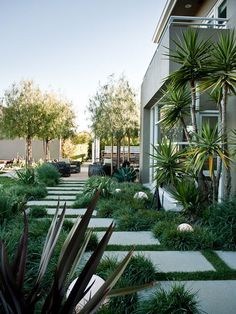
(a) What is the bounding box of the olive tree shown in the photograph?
[1,80,45,165]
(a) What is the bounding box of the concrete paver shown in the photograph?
[139,280,236,314]
[96,231,160,246]
[215,251,236,270]
[44,195,76,200]
[27,200,74,207]
[101,251,215,272]
[47,190,81,195]
[45,208,97,216]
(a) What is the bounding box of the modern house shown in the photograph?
[140,0,236,208]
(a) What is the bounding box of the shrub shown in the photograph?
[123,254,156,285]
[97,256,119,280]
[113,167,137,182]
[205,198,236,249]
[168,179,203,217]
[116,208,161,231]
[96,198,128,218]
[84,176,115,198]
[72,193,93,208]
[152,221,176,239]
[9,184,47,200]
[112,182,150,203]
[161,226,216,250]
[36,163,60,186]
[29,206,47,218]
[137,284,201,314]
[16,167,38,185]
[0,189,22,223]
[86,232,99,251]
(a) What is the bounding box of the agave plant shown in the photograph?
[0,193,140,313]
[15,167,38,185]
[84,176,115,198]
[168,179,202,218]
[113,167,137,183]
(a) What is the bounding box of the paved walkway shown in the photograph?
[26,166,236,313]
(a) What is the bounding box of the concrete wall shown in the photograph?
[0,139,60,161]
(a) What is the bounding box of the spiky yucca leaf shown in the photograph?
[187,123,229,178]
[150,140,187,187]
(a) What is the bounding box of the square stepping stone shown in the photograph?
[46,208,97,216]
[47,187,82,191]
[96,231,160,246]
[27,200,74,207]
[47,190,80,195]
[68,218,113,228]
[101,251,215,273]
[215,251,236,270]
[44,195,76,200]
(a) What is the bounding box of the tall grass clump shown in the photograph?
[137,284,201,314]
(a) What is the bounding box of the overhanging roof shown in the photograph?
[152,0,217,43]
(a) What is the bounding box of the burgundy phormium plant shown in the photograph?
[0,192,136,314]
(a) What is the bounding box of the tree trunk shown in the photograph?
[127,131,131,162]
[111,135,114,176]
[26,137,32,167]
[180,117,191,142]
[117,138,121,169]
[45,138,50,161]
[190,80,198,134]
[222,84,231,198]
[122,140,125,164]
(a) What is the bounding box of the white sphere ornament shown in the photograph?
[177,223,194,232]
[66,274,106,312]
[134,191,148,200]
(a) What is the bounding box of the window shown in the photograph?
[206,0,227,26]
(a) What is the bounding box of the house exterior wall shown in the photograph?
[140,0,236,196]
[0,139,60,161]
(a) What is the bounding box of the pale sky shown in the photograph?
[0,0,166,130]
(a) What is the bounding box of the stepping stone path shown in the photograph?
[25,167,236,312]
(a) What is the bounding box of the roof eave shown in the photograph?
[152,0,177,43]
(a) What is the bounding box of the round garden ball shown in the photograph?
[177,223,194,232]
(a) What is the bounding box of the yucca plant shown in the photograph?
[150,139,187,188]
[199,30,236,198]
[187,123,229,203]
[16,167,38,185]
[159,83,191,141]
[0,193,139,313]
[166,29,212,134]
[112,167,137,183]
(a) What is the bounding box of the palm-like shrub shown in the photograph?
[187,123,228,203]
[151,139,187,188]
[160,84,191,141]
[0,195,134,313]
[167,29,212,134]
[113,167,137,182]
